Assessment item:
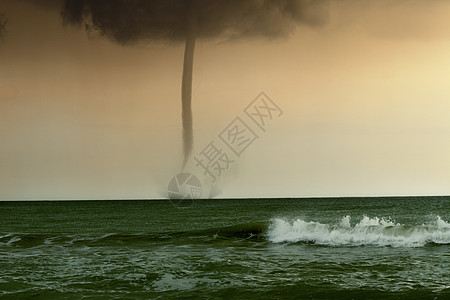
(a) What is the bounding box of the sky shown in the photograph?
[1,0,450,200]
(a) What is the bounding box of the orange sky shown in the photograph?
[1,0,450,199]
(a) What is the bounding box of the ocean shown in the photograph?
[0,197,449,299]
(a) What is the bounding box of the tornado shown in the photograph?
[181,7,196,168]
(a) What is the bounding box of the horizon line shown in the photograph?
[0,194,449,202]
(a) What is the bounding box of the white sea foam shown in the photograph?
[267,215,450,247]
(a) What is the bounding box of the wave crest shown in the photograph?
[268,216,450,247]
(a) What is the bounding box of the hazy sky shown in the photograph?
[1,0,450,200]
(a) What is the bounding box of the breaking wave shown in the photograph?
[268,216,450,247]
[2,217,450,248]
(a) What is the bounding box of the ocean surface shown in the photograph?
[0,197,449,299]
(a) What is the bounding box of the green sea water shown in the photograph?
[0,197,449,299]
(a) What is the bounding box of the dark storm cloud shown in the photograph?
[60,0,328,44]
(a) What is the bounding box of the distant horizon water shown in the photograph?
[1,194,449,201]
